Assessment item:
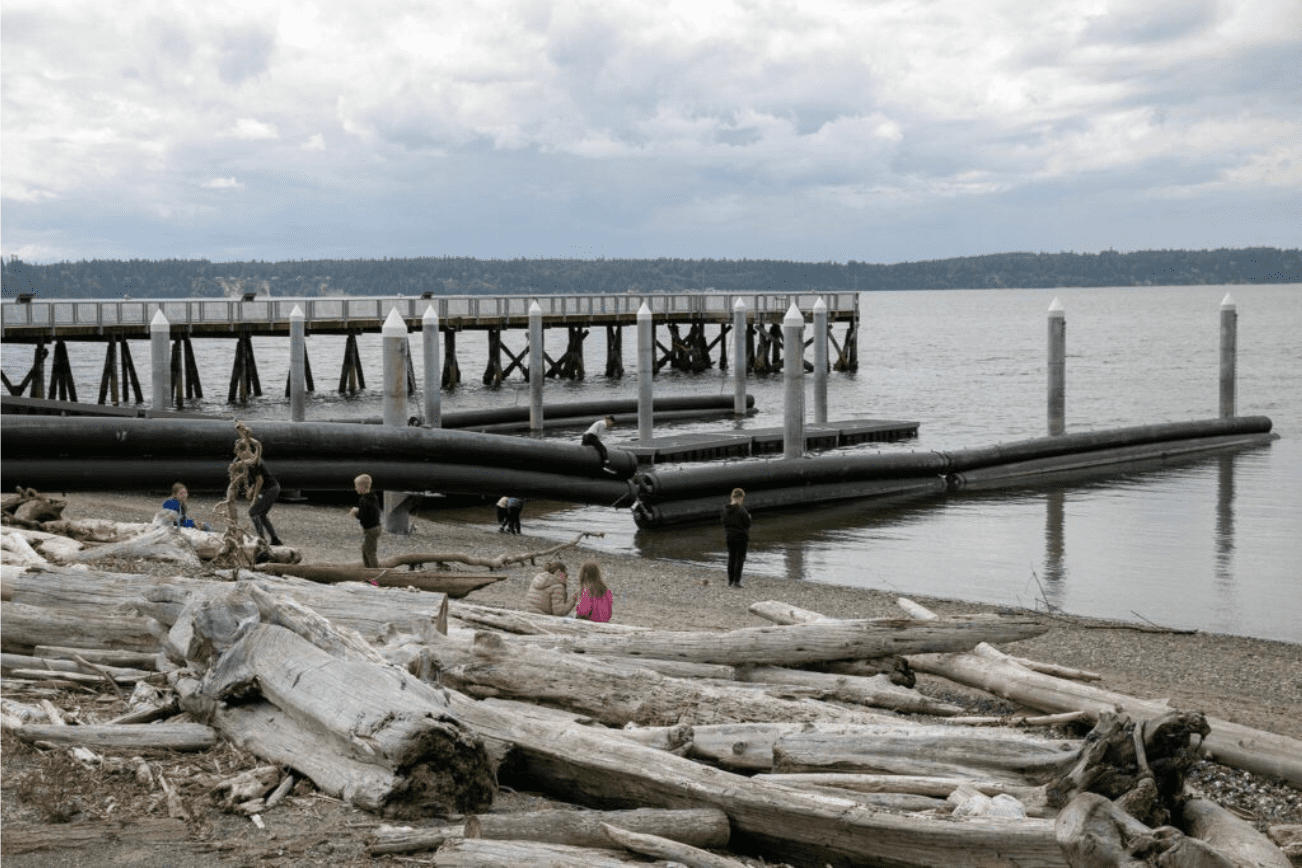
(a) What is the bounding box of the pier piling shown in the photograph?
[733,299,747,417]
[1048,298,1066,436]
[422,304,441,427]
[783,302,806,459]
[1220,293,1237,419]
[813,297,828,424]
[289,305,306,422]
[637,302,653,442]
[151,310,169,411]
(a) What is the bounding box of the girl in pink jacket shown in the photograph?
[575,561,613,623]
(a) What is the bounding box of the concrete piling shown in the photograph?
[1048,298,1065,436]
[1220,293,1237,419]
[423,304,441,427]
[289,305,306,422]
[733,298,748,418]
[813,297,828,424]
[637,302,654,442]
[529,301,544,432]
[150,309,169,413]
[783,302,806,459]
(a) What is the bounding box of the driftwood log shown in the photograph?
[509,614,1049,666]
[262,563,503,597]
[8,722,217,752]
[368,807,731,855]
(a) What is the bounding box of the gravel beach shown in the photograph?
[5,487,1299,861]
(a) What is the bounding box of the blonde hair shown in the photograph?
[578,561,608,596]
[730,487,745,502]
[354,474,373,490]
[171,482,187,496]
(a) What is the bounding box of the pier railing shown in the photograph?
[1,291,858,339]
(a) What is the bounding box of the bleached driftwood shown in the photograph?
[730,665,962,715]
[432,631,902,728]
[895,598,1302,790]
[59,523,200,567]
[508,614,1049,666]
[173,586,496,818]
[601,821,749,868]
[9,722,217,752]
[263,563,502,597]
[442,690,1068,868]
[369,808,730,855]
[1,601,157,652]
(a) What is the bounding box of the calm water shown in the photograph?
[5,285,1300,641]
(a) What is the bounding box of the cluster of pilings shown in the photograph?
[1,313,858,411]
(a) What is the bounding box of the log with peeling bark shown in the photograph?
[509,614,1049,666]
[771,723,1082,785]
[2,488,67,528]
[9,722,218,751]
[262,562,503,597]
[431,631,904,729]
[369,807,730,855]
[33,646,159,670]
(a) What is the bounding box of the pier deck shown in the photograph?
[1,290,857,341]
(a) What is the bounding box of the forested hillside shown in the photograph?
[3,248,1297,300]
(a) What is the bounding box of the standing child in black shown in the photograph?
[248,460,283,547]
[350,473,382,568]
[721,487,751,588]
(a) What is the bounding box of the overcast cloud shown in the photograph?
[3,0,1299,264]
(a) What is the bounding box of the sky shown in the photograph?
[2,0,1299,265]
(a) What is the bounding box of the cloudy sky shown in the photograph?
[3,0,1299,265]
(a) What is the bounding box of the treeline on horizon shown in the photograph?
[3,247,1298,300]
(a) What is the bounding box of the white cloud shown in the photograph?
[231,118,278,140]
[2,0,1299,262]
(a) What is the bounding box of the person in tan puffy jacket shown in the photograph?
[525,560,576,616]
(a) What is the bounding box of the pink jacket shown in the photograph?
[576,588,613,623]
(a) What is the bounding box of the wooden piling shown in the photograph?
[442,329,461,389]
[605,325,624,378]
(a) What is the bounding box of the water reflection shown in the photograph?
[1042,488,1067,610]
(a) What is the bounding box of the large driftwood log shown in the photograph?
[2,488,67,528]
[0,601,157,653]
[444,692,1068,868]
[377,530,601,572]
[263,563,503,597]
[369,808,731,855]
[772,724,1081,785]
[449,600,649,635]
[9,722,217,751]
[1179,794,1293,868]
[509,614,1049,666]
[432,631,900,728]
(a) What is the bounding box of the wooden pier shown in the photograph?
[2,291,859,408]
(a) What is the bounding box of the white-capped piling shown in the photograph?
[422,304,441,427]
[381,308,410,534]
[382,308,408,428]
[783,302,806,459]
[1220,293,1237,419]
[813,297,828,424]
[529,301,544,431]
[637,302,653,441]
[289,305,306,422]
[150,309,169,412]
[733,298,747,417]
[1047,298,1065,436]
